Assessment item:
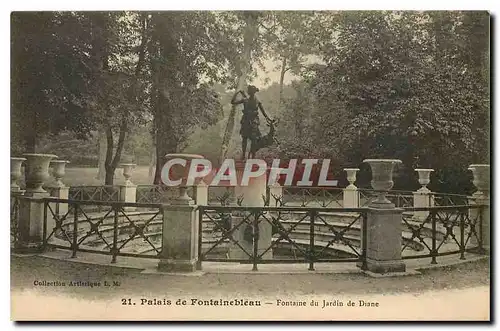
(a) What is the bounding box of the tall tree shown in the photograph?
[149,11,232,184]
[11,12,95,153]
[219,11,261,161]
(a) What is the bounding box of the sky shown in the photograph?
[255,59,298,87]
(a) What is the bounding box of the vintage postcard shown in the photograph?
[10,9,491,321]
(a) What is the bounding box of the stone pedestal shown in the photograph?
[413,187,434,221]
[365,207,406,273]
[230,161,273,260]
[468,164,490,253]
[361,159,405,273]
[343,168,360,208]
[157,204,198,272]
[468,193,490,252]
[119,184,137,210]
[17,192,50,252]
[343,187,359,208]
[119,163,137,210]
[193,181,208,206]
[413,168,434,221]
[47,186,69,216]
[17,153,57,252]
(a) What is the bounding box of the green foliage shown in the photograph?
[11,11,489,192]
[281,11,489,191]
[11,12,97,152]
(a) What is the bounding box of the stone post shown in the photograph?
[413,169,435,221]
[230,160,273,260]
[361,159,406,274]
[11,157,26,193]
[157,154,205,272]
[17,153,57,252]
[119,163,137,210]
[48,160,70,218]
[193,180,208,206]
[468,164,490,253]
[343,168,360,208]
[157,204,199,272]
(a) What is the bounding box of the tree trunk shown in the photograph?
[148,143,156,180]
[278,57,287,111]
[104,120,127,185]
[150,13,181,185]
[104,125,115,185]
[102,13,148,186]
[219,12,259,162]
[96,127,107,181]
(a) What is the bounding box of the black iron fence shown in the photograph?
[10,195,20,245]
[197,205,368,271]
[9,191,487,269]
[136,185,178,204]
[280,187,344,208]
[42,198,163,263]
[401,205,484,264]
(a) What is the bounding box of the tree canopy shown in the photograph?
[11,10,490,192]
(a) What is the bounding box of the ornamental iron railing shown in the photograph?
[136,185,179,204]
[401,205,483,263]
[281,187,344,208]
[42,198,163,263]
[197,205,367,271]
[10,195,20,245]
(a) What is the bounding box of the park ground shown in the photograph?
[10,255,490,320]
[11,255,490,299]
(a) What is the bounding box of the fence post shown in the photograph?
[119,164,137,211]
[47,160,70,221]
[17,153,57,252]
[158,204,199,272]
[193,180,208,206]
[343,168,360,208]
[413,168,434,221]
[362,159,406,274]
[468,164,490,253]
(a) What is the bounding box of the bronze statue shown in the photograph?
[231,85,277,159]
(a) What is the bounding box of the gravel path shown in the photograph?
[11,255,490,300]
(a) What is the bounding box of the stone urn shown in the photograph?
[50,160,70,187]
[22,153,58,194]
[164,153,204,202]
[344,168,360,189]
[415,168,434,191]
[468,164,490,195]
[120,163,136,186]
[363,159,402,206]
[11,157,26,191]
